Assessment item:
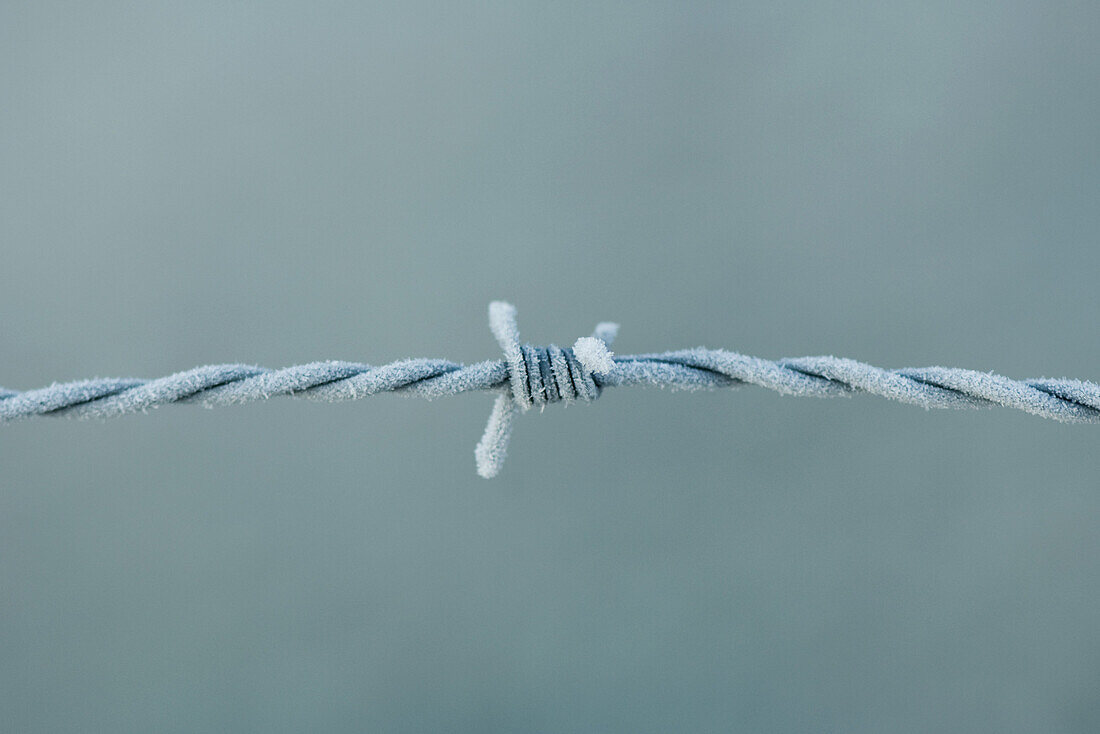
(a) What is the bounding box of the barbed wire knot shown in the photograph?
[474,301,618,478]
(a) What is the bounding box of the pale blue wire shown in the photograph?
[2,301,1098,477]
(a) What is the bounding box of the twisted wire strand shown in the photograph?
[2,301,1097,477]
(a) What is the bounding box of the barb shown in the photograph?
[2,301,1098,477]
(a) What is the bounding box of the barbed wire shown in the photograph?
[3,301,1097,477]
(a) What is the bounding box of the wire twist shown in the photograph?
[2,301,1098,477]
[474,301,618,477]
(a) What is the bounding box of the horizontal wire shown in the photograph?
[3,351,1097,423]
[3,301,1097,476]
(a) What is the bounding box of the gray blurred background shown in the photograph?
[2,2,1098,732]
